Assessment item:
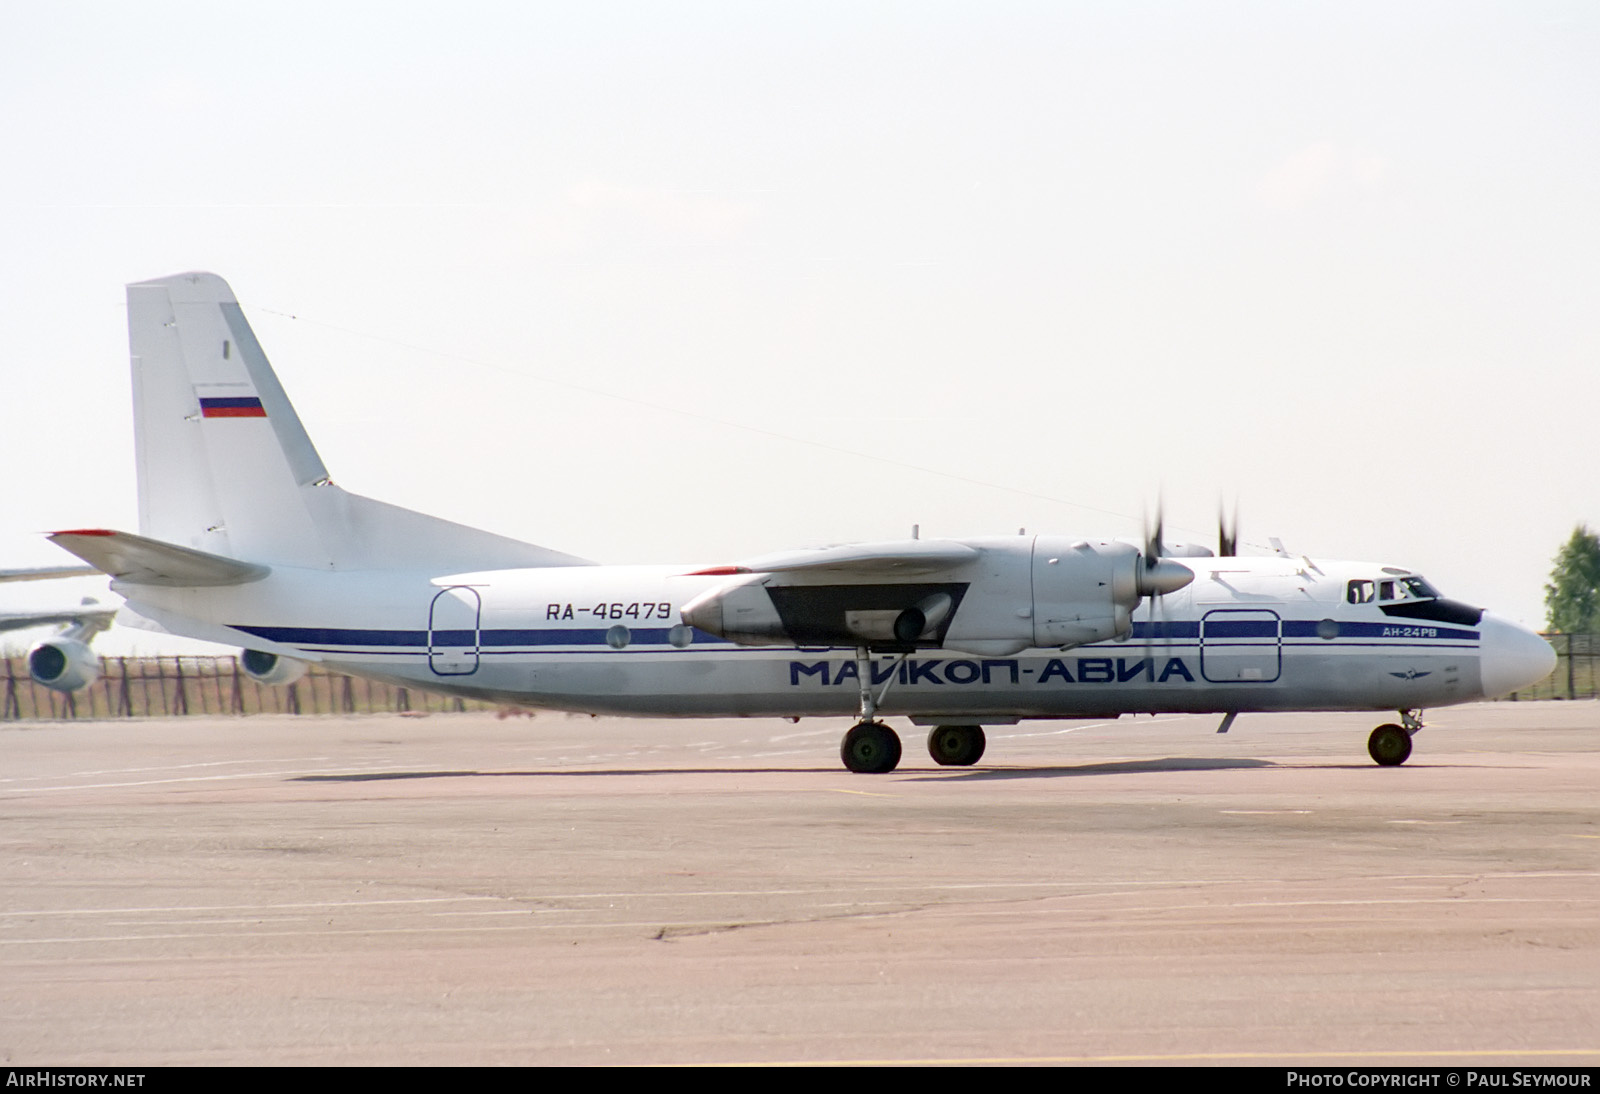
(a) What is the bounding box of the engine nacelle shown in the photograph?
[680,580,790,645]
[1030,538,1195,648]
[28,638,100,692]
[239,649,308,686]
[681,536,1195,654]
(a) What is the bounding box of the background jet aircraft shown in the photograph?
[0,565,117,692]
[49,272,1557,770]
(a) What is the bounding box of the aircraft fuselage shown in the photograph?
[115,550,1536,720]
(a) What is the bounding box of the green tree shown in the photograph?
[1545,524,1600,633]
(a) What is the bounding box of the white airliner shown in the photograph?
[48,272,1555,771]
[1,566,116,692]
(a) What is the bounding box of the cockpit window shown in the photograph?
[1373,575,1442,603]
[1401,576,1440,600]
[1351,575,1442,605]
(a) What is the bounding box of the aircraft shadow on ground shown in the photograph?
[292,756,1283,783]
[906,756,1279,781]
[293,768,837,781]
[908,757,1481,779]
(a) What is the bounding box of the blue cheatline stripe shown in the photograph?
[295,647,774,658]
[1203,620,1279,638]
[233,621,1480,651]
[231,624,724,648]
[1280,620,1479,641]
[482,627,678,646]
[1130,620,1477,642]
[235,625,422,646]
[1130,621,1200,639]
[410,627,690,647]
[1284,641,1477,651]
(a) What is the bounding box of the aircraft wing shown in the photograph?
[0,561,117,638]
[0,565,100,584]
[0,606,118,636]
[47,529,270,587]
[699,539,980,577]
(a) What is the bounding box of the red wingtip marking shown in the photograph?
[51,528,117,537]
[683,565,750,576]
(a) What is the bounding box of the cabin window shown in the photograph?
[1347,579,1375,604]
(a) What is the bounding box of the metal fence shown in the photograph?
[2,636,1595,721]
[1,655,497,721]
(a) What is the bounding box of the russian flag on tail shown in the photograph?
[199,396,266,418]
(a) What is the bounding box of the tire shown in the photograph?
[841,721,903,774]
[927,724,986,766]
[1368,723,1413,766]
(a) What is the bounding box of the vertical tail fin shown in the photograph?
[130,272,332,565]
[128,272,590,572]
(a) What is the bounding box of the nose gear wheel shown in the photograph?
[1367,723,1412,766]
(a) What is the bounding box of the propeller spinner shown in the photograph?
[1139,505,1194,597]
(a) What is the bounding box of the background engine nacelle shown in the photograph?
[28,638,100,692]
[240,649,309,686]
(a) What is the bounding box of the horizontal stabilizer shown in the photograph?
[48,529,270,587]
[719,540,980,577]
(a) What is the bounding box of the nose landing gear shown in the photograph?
[1368,710,1422,766]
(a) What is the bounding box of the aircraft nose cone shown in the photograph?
[1478,614,1557,698]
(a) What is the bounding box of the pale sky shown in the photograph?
[3,1,1597,653]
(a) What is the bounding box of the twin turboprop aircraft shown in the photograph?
[48,272,1556,772]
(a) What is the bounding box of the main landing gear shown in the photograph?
[1367,710,1422,766]
[839,721,989,773]
[835,648,989,774]
[839,647,909,774]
